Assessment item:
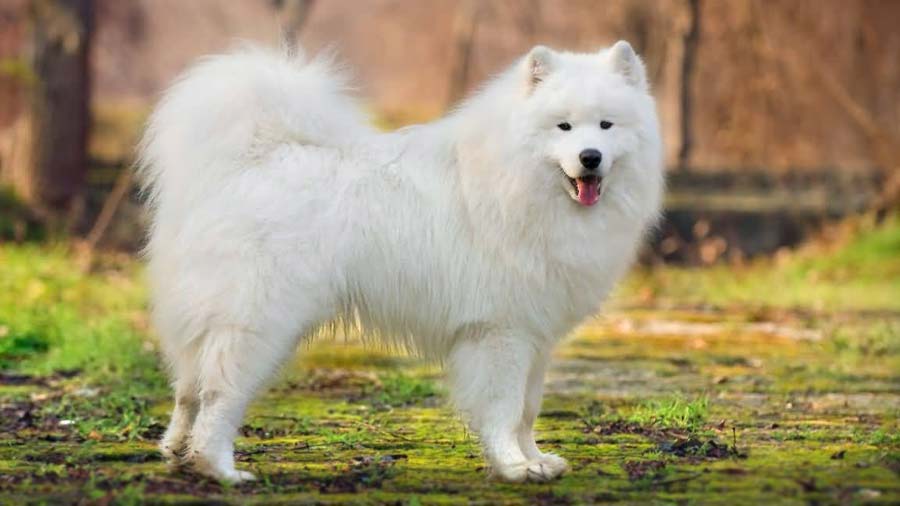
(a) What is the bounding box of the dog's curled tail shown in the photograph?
[136,45,370,207]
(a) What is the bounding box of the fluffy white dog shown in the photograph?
[139,40,663,483]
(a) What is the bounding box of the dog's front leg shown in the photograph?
[447,332,564,482]
[517,356,569,476]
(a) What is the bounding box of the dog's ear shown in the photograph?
[524,45,554,91]
[608,40,647,90]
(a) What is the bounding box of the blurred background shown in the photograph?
[1,3,899,503]
[1,0,898,264]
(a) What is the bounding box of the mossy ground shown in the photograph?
[1,218,898,505]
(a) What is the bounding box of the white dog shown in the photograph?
[139,40,663,483]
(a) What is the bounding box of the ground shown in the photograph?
[0,217,898,505]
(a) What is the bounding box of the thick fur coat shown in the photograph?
[139,40,663,482]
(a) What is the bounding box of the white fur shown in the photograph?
[139,41,663,483]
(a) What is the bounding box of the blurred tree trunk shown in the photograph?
[276,0,314,54]
[28,0,93,228]
[445,0,481,108]
[677,0,699,169]
[0,0,31,208]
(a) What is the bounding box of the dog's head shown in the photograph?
[515,41,660,210]
[455,41,663,241]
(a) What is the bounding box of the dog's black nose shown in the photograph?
[579,149,602,170]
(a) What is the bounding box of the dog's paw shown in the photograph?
[194,464,257,483]
[534,453,569,477]
[159,439,187,466]
[217,469,257,483]
[186,452,256,483]
[490,455,569,482]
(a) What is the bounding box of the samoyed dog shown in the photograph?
[139,40,663,483]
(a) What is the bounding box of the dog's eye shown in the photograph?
[557,122,572,131]
[600,120,614,130]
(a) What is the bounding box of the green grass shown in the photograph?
[0,245,158,381]
[627,396,709,432]
[621,214,900,311]
[580,395,710,434]
[0,245,166,441]
[370,373,442,408]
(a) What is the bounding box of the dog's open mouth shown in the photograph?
[566,174,602,206]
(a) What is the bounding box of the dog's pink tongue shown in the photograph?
[576,178,600,206]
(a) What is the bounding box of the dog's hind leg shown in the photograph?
[160,356,200,465]
[184,327,298,483]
